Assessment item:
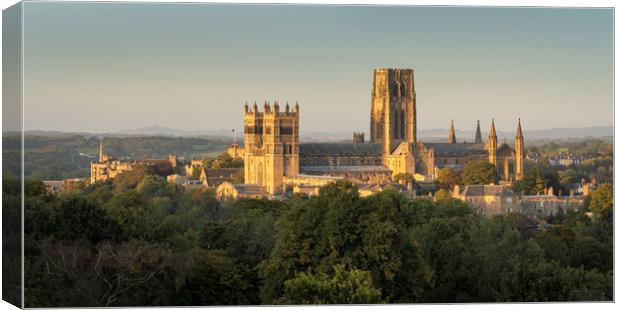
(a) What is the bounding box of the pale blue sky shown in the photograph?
[21,3,613,133]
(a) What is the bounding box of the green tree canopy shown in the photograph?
[259,181,431,303]
[436,167,461,190]
[461,160,498,185]
[277,265,383,304]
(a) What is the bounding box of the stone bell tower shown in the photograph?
[243,101,299,195]
[370,68,416,155]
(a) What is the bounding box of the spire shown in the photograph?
[488,119,498,166]
[489,118,497,139]
[516,118,523,139]
[99,138,104,162]
[475,120,482,144]
[448,120,456,144]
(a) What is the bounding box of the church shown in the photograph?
[241,68,525,195]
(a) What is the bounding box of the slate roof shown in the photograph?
[300,143,383,156]
[421,142,487,156]
[205,168,239,179]
[300,165,390,173]
[461,185,515,197]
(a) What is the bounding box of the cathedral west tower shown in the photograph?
[370,68,416,154]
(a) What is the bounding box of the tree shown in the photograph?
[179,249,258,305]
[277,265,383,304]
[259,181,431,303]
[113,165,156,192]
[461,160,498,185]
[436,167,460,190]
[104,191,166,242]
[434,188,453,203]
[36,240,173,307]
[587,184,613,219]
[518,167,547,195]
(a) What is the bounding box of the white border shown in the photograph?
[0,1,617,310]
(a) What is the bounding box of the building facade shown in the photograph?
[243,101,300,194]
[90,140,178,184]
[238,68,525,195]
[416,118,525,182]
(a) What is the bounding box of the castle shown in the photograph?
[241,68,525,196]
[89,141,179,184]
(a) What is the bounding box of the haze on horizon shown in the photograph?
[17,3,613,133]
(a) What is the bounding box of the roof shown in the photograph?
[205,168,239,178]
[461,184,515,197]
[232,184,265,194]
[290,174,344,180]
[300,143,382,156]
[358,182,408,192]
[420,142,487,156]
[43,180,65,186]
[300,165,390,173]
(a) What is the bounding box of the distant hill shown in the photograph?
[117,126,232,139]
[18,125,612,142]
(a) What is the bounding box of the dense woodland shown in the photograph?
[1,137,614,306]
[2,162,613,306]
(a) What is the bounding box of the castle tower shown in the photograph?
[488,119,497,166]
[515,118,524,180]
[370,68,416,154]
[448,120,456,144]
[243,100,299,195]
[474,120,482,144]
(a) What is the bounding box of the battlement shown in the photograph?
[244,100,299,116]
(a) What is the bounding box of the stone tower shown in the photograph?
[515,118,524,180]
[488,119,497,166]
[243,101,299,195]
[448,120,456,144]
[474,120,482,144]
[353,132,365,143]
[370,68,416,154]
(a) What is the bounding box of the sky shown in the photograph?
[18,2,613,133]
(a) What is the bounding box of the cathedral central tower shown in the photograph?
[370,68,416,154]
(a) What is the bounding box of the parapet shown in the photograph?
[244,100,300,116]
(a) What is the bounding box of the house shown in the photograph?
[453,184,520,217]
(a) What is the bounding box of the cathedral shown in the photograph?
[242,68,525,195]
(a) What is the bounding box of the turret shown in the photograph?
[488,119,497,165]
[295,101,299,113]
[474,120,482,144]
[515,118,524,180]
[448,120,456,144]
[285,101,290,113]
[244,102,249,113]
